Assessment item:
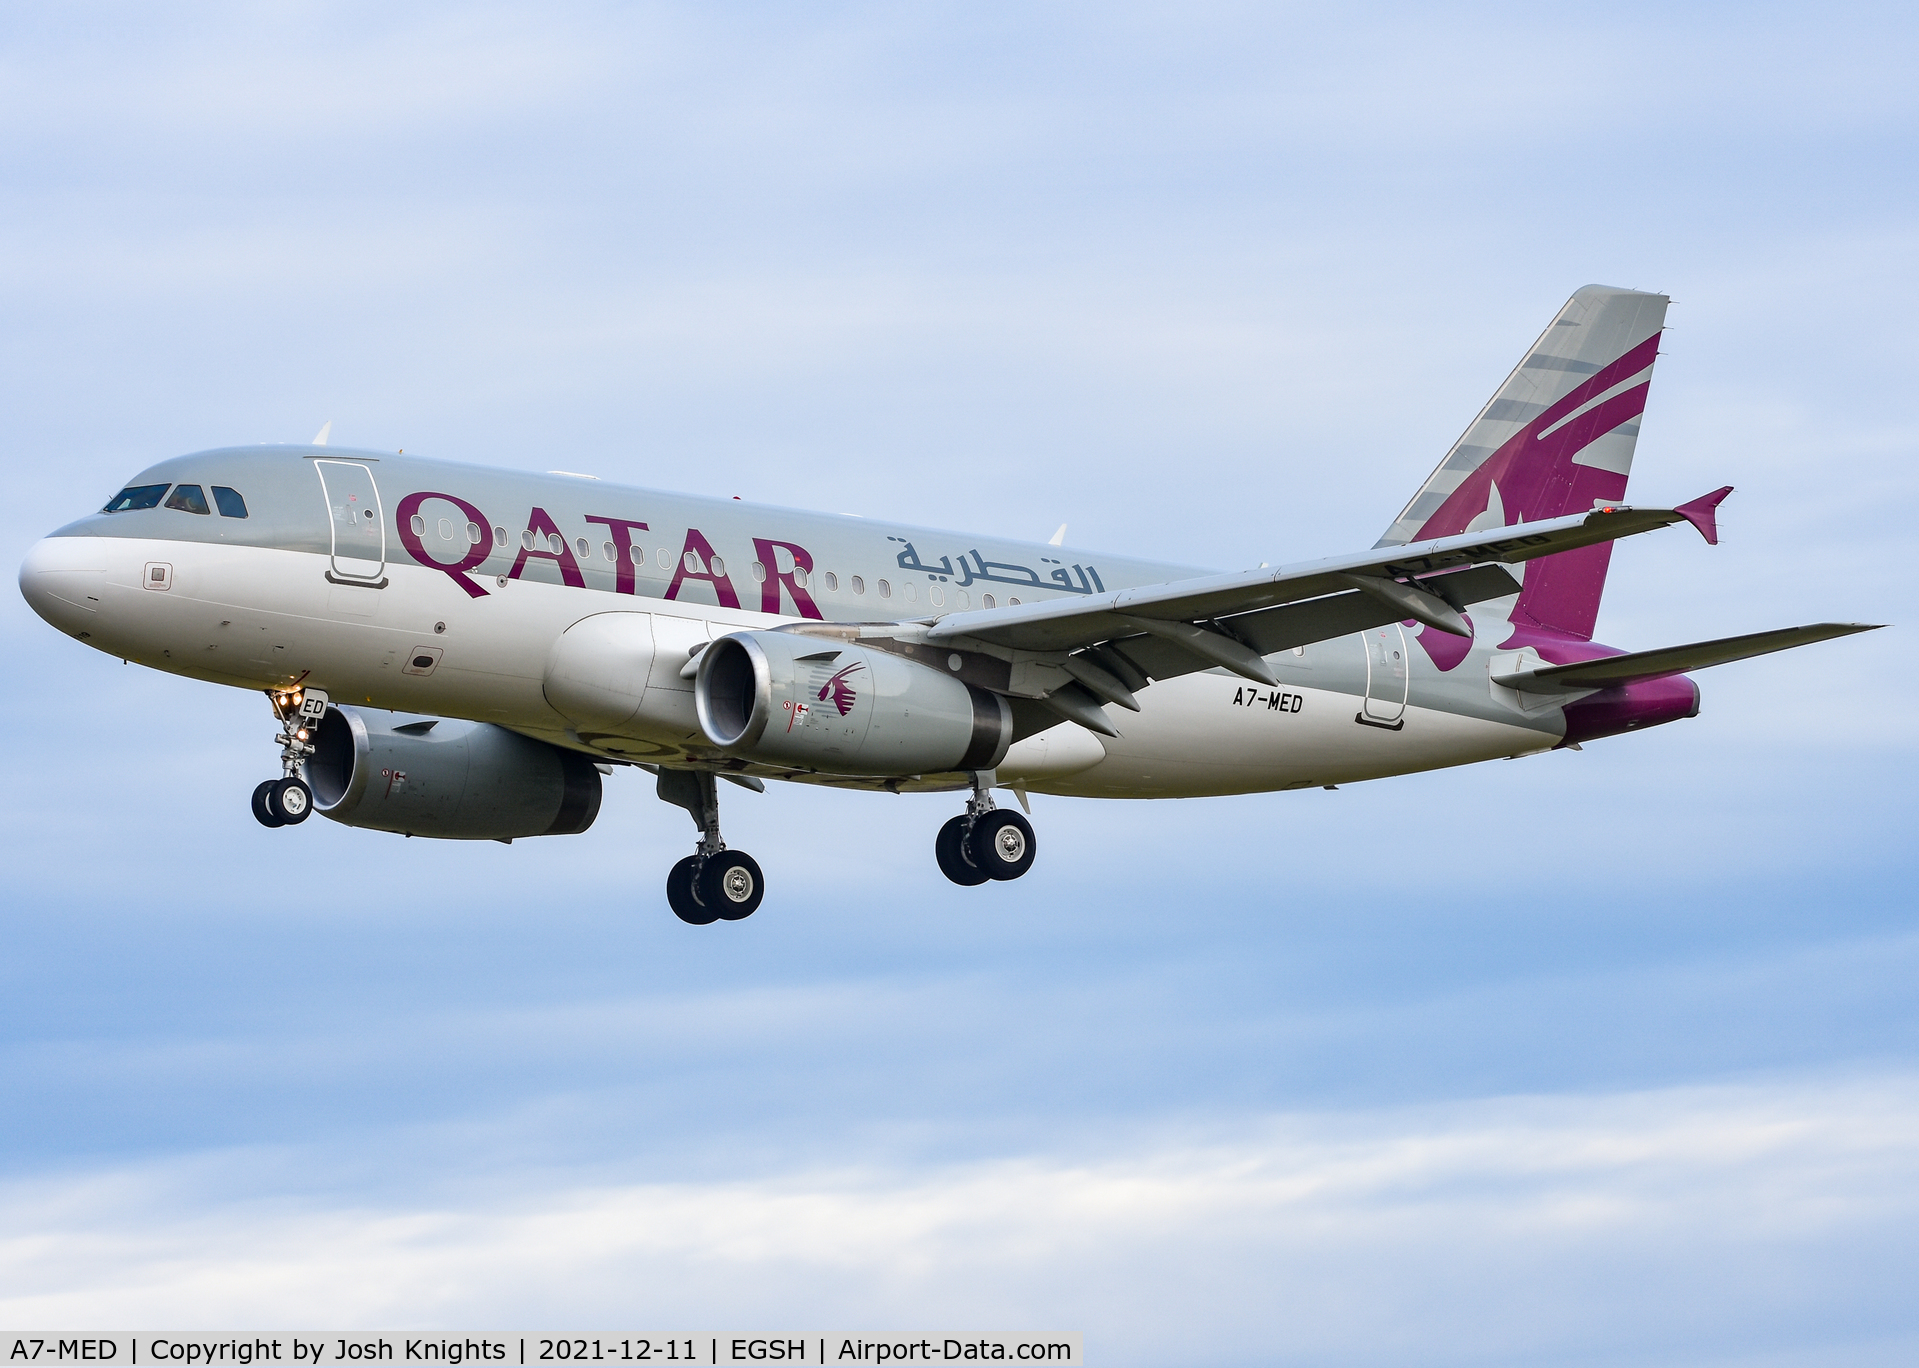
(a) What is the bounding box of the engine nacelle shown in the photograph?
[305,706,602,840]
[695,630,1011,777]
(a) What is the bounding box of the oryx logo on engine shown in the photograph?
[818,662,864,716]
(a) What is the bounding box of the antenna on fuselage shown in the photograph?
[1048,524,1066,546]
[312,420,332,445]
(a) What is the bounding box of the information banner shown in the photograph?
[2,1338,1081,1367]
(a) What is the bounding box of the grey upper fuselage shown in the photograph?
[40,443,1601,764]
[55,444,1204,616]
[29,441,1667,805]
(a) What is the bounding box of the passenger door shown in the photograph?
[1361,624,1409,727]
[315,460,386,582]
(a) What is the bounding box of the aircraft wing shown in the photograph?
[930,497,1724,655]
[1490,622,1883,694]
[913,492,1735,734]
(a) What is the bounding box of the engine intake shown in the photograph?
[305,706,602,840]
[695,631,1010,777]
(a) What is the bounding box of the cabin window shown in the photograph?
[850,575,864,595]
[103,484,170,513]
[793,566,809,589]
[211,486,248,518]
[164,484,211,515]
[547,533,564,554]
[903,583,917,603]
[602,540,615,561]
[710,555,726,577]
[467,522,483,545]
[928,585,944,606]
[630,545,645,565]
[412,514,427,536]
[877,579,891,598]
[434,518,451,539]
[823,572,838,591]
[575,537,591,558]
[522,530,537,550]
[658,547,672,569]
[751,561,767,582]
[1009,597,1021,605]
[982,593,996,609]
[683,550,701,573]
[955,590,968,609]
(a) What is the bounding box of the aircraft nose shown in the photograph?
[19,534,108,637]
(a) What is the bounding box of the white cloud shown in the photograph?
[4,1076,1917,1363]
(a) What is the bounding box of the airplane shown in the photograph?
[18,285,1879,925]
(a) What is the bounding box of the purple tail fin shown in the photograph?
[1377,285,1669,640]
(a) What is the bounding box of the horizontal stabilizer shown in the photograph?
[1492,622,1883,694]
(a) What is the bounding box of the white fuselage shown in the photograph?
[22,524,1560,801]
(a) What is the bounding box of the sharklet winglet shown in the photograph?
[1674,485,1734,545]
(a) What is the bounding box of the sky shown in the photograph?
[2,2,1917,1362]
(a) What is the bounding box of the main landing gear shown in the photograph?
[657,769,765,925]
[253,687,329,828]
[935,774,1036,886]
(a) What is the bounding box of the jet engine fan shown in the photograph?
[694,630,1010,776]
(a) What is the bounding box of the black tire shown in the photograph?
[668,856,718,925]
[966,809,1035,881]
[700,850,765,920]
[267,777,312,825]
[936,815,990,886]
[252,780,285,828]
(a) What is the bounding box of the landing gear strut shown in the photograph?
[253,687,327,828]
[657,769,765,924]
[936,772,1036,886]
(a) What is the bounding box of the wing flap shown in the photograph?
[1043,566,1522,690]
[1492,622,1883,694]
[1237,565,1521,656]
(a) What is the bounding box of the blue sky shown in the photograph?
[2,2,1916,1362]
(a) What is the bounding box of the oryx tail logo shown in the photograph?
[818,662,865,716]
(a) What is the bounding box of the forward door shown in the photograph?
[315,460,386,583]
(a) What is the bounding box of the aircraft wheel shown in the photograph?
[266,777,312,825]
[252,780,285,828]
[667,856,719,925]
[966,810,1035,881]
[935,816,989,886]
[701,851,765,921]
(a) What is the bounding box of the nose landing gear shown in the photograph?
[936,773,1036,886]
[657,768,766,924]
[251,777,311,826]
[252,687,327,828]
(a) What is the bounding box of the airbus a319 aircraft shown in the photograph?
[19,286,1877,923]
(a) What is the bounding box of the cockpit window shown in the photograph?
[164,484,211,515]
[211,486,248,518]
[102,484,170,513]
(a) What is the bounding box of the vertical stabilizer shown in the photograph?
[1377,285,1668,640]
